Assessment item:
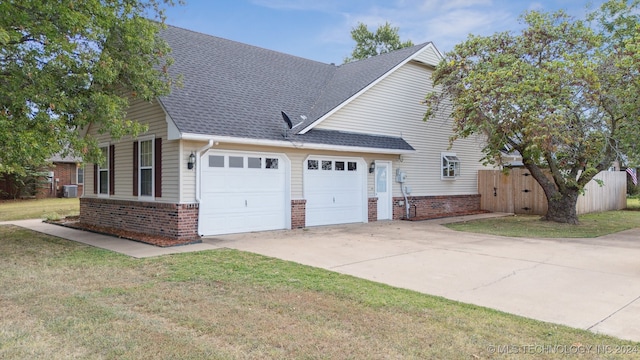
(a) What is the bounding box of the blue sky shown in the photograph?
[164,0,606,64]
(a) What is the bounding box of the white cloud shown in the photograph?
[312,0,518,53]
[250,0,348,12]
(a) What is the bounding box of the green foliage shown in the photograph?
[424,1,640,223]
[344,22,414,63]
[0,0,182,174]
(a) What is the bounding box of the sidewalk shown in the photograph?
[1,219,222,258]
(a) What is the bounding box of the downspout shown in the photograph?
[194,139,215,203]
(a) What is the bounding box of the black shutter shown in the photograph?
[93,164,98,194]
[109,145,115,195]
[154,138,162,198]
[133,141,138,196]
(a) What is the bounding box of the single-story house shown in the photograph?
[80,25,490,245]
[0,153,83,200]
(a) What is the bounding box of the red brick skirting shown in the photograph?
[80,198,199,244]
[291,199,306,229]
[393,194,482,220]
[368,197,377,222]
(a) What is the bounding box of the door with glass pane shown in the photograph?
[375,161,392,220]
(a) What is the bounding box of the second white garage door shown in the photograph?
[199,151,289,236]
[304,156,367,227]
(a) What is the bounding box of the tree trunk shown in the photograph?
[542,189,580,224]
[522,161,581,225]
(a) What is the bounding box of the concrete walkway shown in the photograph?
[2,219,223,258]
[3,215,640,343]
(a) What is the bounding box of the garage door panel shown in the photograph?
[304,157,365,227]
[199,152,287,236]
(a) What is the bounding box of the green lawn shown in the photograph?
[446,208,640,238]
[0,198,79,221]
[627,197,640,210]
[1,225,637,359]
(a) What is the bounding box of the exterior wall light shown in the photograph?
[369,161,376,173]
[188,152,196,170]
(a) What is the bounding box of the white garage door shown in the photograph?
[304,156,367,227]
[199,151,288,236]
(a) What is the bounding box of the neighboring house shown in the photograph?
[80,25,490,245]
[44,153,84,198]
[0,154,83,199]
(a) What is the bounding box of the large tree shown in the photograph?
[0,0,181,174]
[344,22,413,63]
[424,0,640,224]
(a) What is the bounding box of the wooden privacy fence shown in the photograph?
[478,169,627,215]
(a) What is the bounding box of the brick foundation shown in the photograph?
[291,199,306,229]
[80,198,199,244]
[393,194,482,220]
[368,197,377,222]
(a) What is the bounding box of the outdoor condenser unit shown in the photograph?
[63,185,78,198]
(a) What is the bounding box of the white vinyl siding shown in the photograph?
[413,45,441,66]
[314,59,488,197]
[84,98,179,203]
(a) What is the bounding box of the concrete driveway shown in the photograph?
[7,215,640,342]
[209,215,640,342]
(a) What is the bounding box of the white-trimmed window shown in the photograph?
[138,138,154,197]
[441,152,460,179]
[76,165,84,185]
[98,146,109,195]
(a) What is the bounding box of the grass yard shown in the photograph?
[444,197,640,238]
[446,207,640,238]
[1,226,638,359]
[0,198,79,221]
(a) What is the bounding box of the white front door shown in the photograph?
[375,161,392,220]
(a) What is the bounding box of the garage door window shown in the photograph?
[229,156,244,168]
[209,155,224,167]
[307,159,359,172]
[208,155,283,170]
[248,157,261,169]
[266,158,278,169]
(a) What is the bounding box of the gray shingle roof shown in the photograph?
[289,129,415,151]
[158,25,424,152]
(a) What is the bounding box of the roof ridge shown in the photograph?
[335,42,433,68]
[163,23,332,66]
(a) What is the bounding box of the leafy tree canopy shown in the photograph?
[424,0,640,224]
[344,22,414,63]
[0,0,181,174]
